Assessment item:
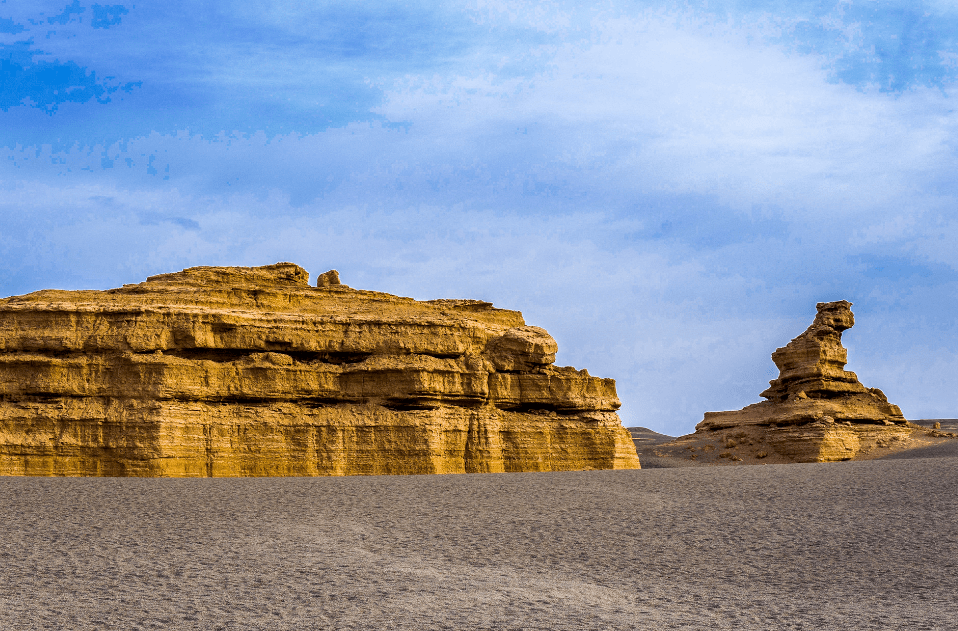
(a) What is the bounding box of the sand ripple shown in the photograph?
[2,458,957,629]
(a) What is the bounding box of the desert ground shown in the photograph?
[2,440,957,631]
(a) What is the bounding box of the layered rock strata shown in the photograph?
[0,263,640,476]
[656,300,947,464]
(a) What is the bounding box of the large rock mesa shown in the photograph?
[0,263,640,476]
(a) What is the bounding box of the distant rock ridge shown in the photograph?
[653,300,952,465]
[0,263,640,477]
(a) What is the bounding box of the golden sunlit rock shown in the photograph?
[654,300,953,464]
[0,263,639,476]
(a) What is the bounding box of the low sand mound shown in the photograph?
[649,420,957,466]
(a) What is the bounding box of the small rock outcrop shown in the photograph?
[700,300,906,434]
[653,300,952,464]
[316,269,341,287]
[0,263,640,476]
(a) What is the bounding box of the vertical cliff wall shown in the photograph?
[0,263,640,476]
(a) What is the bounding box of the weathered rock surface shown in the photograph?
[653,300,955,465]
[0,263,639,476]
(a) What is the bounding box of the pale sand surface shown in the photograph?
[2,458,957,630]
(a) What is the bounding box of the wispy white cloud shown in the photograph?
[3,1,958,431]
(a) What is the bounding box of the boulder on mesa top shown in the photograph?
[316,269,341,287]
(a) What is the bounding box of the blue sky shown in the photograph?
[2,0,957,433]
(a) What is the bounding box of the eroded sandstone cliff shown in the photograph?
[0,263,640,476]
[651,300,954,464]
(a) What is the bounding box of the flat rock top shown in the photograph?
[0,262,525,329]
